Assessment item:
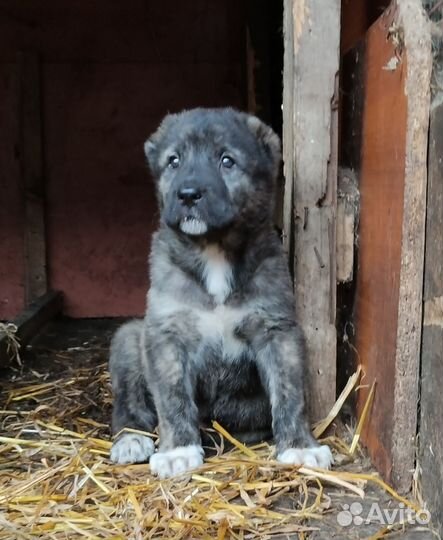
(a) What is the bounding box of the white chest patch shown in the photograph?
[201,245,233,304]
[196,304,248,359]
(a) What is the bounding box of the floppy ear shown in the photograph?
[143,138,157,168]
[143,131,162,178]
[245,115,281,173]
[143,113,178,176]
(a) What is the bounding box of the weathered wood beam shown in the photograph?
[391,0,431,492]
[283,0,340,421]
[282,0,294,260]
[0,291,63,367]
[419,99,443,533]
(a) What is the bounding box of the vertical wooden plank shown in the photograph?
[283,0,340,421]
[19,52,47,304]
[342,0,431,491]
[0,63,25,319]
[282,0,294,260]
[419,100,443,534]
[353,4,407,487]
[391,0,432,491]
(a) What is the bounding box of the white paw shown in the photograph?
[277,445,333,469]
[110,433,155,464]
[149,444,204,479]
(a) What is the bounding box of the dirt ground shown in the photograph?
[0,318,438,539]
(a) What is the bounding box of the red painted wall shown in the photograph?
[0,1,246,318]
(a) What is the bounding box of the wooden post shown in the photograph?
[419,100,443,533]
[18,52,47,304]
[391,0,431,491]
[283,0,340,421]
[282,0,294,260]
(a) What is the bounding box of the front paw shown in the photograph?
[149,444,204,479]
[277,445,333,469]
[110,433,155,464]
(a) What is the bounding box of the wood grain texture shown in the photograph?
[354,3,406,488]
[346,1,431,491]
[419,100,443,535]
[282,0,294,260]
[391,0,432,491]
[283,0,340,421]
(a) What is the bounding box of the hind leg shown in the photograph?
[109,320,157,464]
[210,391,273,444]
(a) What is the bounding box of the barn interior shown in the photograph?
[0,0,441,538]
[0,0,283,320]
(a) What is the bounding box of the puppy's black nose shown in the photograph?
[177,187,202,206]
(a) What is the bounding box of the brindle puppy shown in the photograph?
[109,108,333,478]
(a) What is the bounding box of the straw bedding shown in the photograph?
[0,337,429,539]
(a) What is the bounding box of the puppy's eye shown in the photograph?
[168,155,180,169]
[221,155,235,169]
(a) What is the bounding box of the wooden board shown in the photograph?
[0,62,25,319]
[340,0,431,490]
[282,0,295,261]
[419,100,443,534]
[340,0,391,54]
[0,1,246,319]
[0,290,62,366]
[283,0,340,421]
[18,52,47,304]
[336,169,359,284]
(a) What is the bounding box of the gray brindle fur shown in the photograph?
[109,108,333,478]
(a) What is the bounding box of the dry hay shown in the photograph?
[0,361,426,539]
[0,323,22,366]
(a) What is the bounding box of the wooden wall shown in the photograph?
[0,59,23,318]
[339,0,431,491]
[0,0,246,318]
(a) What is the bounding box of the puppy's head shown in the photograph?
[144,108,281,237]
